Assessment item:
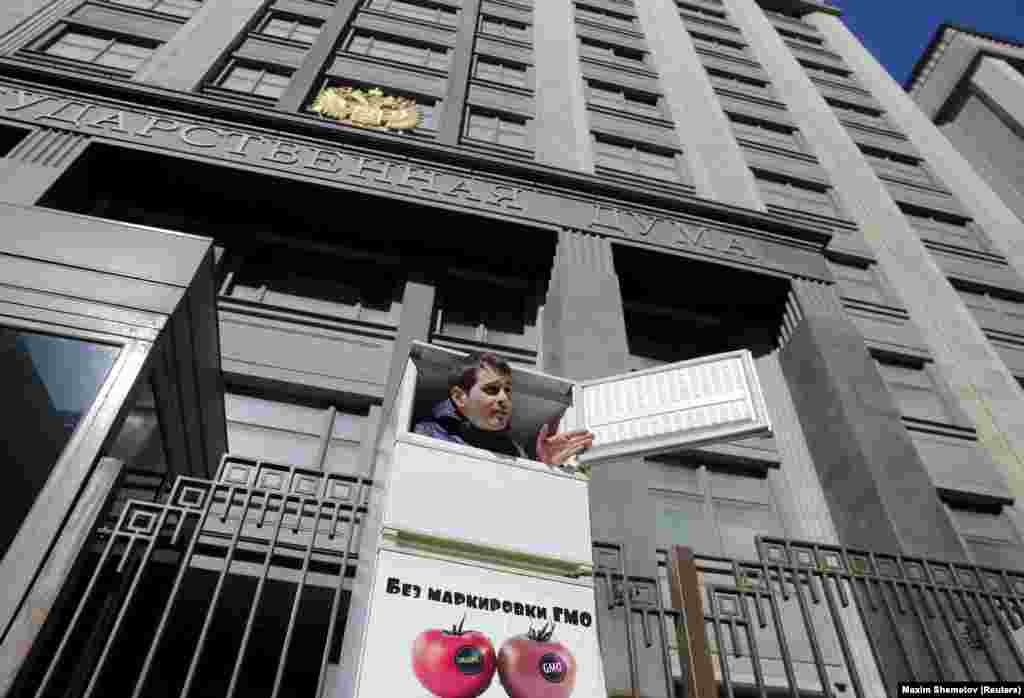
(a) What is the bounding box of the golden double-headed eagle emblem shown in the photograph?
[311,86,421,130]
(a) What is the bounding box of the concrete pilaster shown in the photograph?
[757,350,886,698]
[542,230,671,697]
[383,279,435,414]
[135,0,264,92]
[532,0,594,172]
[779,278,967,688]
[631,0,763,207]
[972,57,1024,131]
[0,128,88,205]
[726,0,1024,535]
[806,9,1024,528]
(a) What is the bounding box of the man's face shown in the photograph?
[452,366,512,431]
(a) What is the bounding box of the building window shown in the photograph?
[728,113,801,151]
[594,135,682,183]
[705,67,768,90]
[650,458,785,560]
[347,32,450,70]
[225,389,367,474]
[676,1,727,19]
[479,15,530,42]
[0,328,121,560]
[777,26,823,45]
[216,62,292,99]
[755,172,840,219]
[473,56,528,88]
[464,110,530,150]
[108,0,202,19]
[956,286,1024,338]
[221,246,404,326]
[43,29,156,72]
[688,30,746,52]
[861,145,932,185]
[574,2,636,31]
[578,37,646,66]
[799,59,852,80]
[434,269,539,352]
[259,14,323,44]
[826,260,891,307]
[902,206,986,253]
[875,358,966,426]
[945,501,1024,570]
[367,0,459,27]
[586,80,663,118]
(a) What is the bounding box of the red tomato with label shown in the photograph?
[498,622,577,698]
[412,615,497,698]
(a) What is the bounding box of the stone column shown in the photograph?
[726,0,1024,534]
[778,278,967,689]
[632,0,764,207]
[135,0,264,91]
[542,230,671,697]
[532,0,594,172]
[0,128,88,205]
[383,278,436,413]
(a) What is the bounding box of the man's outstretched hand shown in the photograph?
[535,419,595,466]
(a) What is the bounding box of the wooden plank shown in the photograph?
[667,546,716,698]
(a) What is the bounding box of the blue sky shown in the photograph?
[840,0,1023,86]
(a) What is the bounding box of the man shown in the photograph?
[415,353,595,466]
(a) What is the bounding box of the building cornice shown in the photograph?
[907,22,1024,95]
[0,57,842,251]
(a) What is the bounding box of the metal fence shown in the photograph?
[14,457,1024,698]
[12,455,370,698]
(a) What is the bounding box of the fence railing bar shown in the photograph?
[757,558,800,698]
[130,486,220,698]
[178,488,258,698]
[782,541,833,698]
[963,590,1002,682]
[816,564,866,698]
[224,491,293,698]
[708,592,736,698]
[269,499,328,698]
[737,585,768,698]
[937,587,976,681]
[313,476,371,698]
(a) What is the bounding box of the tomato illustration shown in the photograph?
[412,614,497,698]
[497,622,577,698]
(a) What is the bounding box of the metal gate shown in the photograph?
[11,455,369,698]
[13,457,1024,697]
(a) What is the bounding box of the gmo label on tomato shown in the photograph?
[538,653,567,683]
[454,646,486,675]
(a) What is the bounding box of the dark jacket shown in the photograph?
[414,399,527,458]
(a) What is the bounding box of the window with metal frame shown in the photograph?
[574,2,637,31]
[225,389,367,475]
[754,171,840,219]
[479,14,530,42]
[860,145,933,185]
[463,109,530,150]
[578,36,646,66]
[258,13,323,44]
[728,113,802,151]
[687,30,746,52]
[955,286,1024,338]
[472,56,528,88]
[366,0,460,27]
[216,62,292,99]
[43,29,157,72]
[902,206,987,253]
[874,358,969,427]
[945,500,1024,570]
[676,0,727,20]
[433,268,540,353]
[106,0,202,19]
[346,31,451,70]
[649,457,786,561]
[594,134,682,183]
[220,246,404,326]
[586,80,663,118]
